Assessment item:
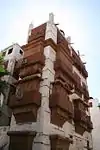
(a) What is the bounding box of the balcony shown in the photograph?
[73,72,83,98]
[74,108,93,132]
[74,83,83,98]
[54,70,74,91]
[82,82,89,100]
[54,59,74,82]
[14,52,45,69]
[8,75,41,124]
[74,109,87,123]
[19,63,42,79]
[49,80,73,127]
[15,74,41,92]
[7,131,36,150]
[69,84,83,100]
[57,29,70,56]
[72,49,88,78]
[9,90,41,124]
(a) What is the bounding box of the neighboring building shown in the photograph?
[90,98,100,150]
[0,13,93,150]
[0,44,24,149]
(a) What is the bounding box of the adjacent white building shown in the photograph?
[90,98,100,150]
[0,43,24,149]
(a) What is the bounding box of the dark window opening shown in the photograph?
[20,50,23,55]
[87,140,89,149]
[8,48,13,54]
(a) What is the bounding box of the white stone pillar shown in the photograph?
[33,13,57,150]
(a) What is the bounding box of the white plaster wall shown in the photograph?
[71,133,89,150]
[4,43,24,61]
[2,43,24,83]
[3,44,24,103]
[32,13,57,150]
[63,121,75,137]
[83,131,93,149]
[90,99,100,150]
[0,43,24,149]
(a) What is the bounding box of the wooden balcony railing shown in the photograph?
[74,109,87,123]
[54,59,74,81]
[74,83,83,98]
[19,63,42,79]
[49,80,74,127]
[74,108,93,131]
[50,80,73,115]
[72,49,88,78]
[82,82,89,100]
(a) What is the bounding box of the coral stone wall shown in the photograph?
[7,14,93,150]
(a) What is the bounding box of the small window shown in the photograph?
[20,50,23,55]
[8,48,13,54]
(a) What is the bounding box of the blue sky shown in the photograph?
[0,0,100,100]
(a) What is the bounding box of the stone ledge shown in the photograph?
[50,134,73,150]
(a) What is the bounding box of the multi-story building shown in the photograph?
[0,13,93,150]
[0,44,24,149]
[90,98,100,150]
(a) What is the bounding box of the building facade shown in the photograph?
[90,98,100,150]
[0,13,93,150]
[0,43,24,149]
